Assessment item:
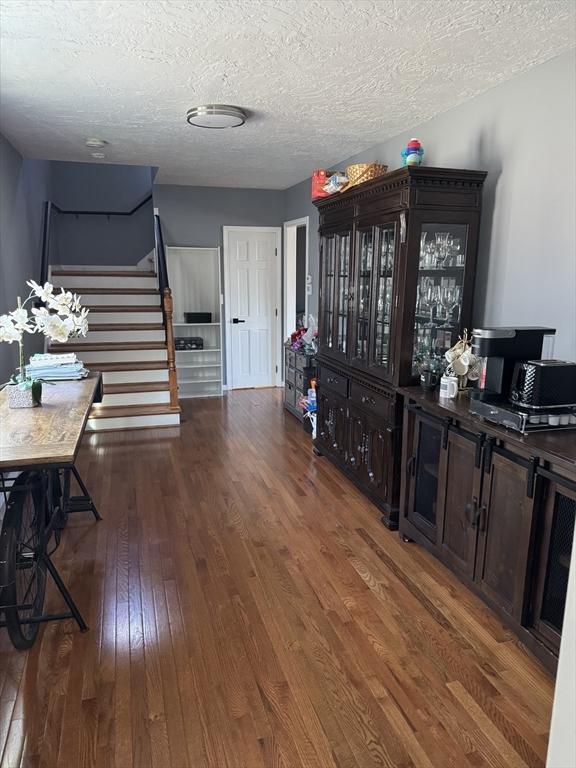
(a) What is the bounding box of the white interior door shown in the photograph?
[224,227,280,389]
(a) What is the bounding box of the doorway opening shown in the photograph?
[283,216,310,352]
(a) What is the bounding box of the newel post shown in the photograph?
[163,287,179,410]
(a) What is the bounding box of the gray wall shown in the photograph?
[153,184,285,383]
[51,161,154,266]
[153,184,284,249]
[0,133,52,382]
[283,49,576,361]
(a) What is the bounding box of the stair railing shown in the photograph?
[39,194,154,285]
[154,212,179,411]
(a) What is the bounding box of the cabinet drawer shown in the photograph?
[285,365,296,385]
[295,353,313,371]
[296,370,306,391]
[350,381,394,421]
[285,348,296,369]
[318,366,349,397]
[284,381,296,408]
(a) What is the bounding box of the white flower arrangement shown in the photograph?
[1,280,89,397]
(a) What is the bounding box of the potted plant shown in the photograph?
[0,280,89,408]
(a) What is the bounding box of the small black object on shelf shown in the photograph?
[175,337,204,350]
[185,312,212,324]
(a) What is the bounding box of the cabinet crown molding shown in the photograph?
[314,166,487,212]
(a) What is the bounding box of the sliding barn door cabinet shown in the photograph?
[399,389,576,670]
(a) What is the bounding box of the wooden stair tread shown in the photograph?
[49,341,167,351]
[51,269,157,277]
[87,361,168,372]
[86,323,165,331]
[103,382,170,394]
[85,305,162,312]
[69,287,160,295]
[89,403,181,419]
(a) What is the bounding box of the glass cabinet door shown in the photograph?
[412,223,469,375]
[370,224,396,376]
[320,235,335,352]
[352,228,374,365]
[334,232,352,356]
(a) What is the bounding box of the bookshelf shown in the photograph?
[166,246,223,399]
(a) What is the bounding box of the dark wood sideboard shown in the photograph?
[398,387,576,672]
[313,166,487,527]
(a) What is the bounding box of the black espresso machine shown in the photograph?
[469,327,576,433]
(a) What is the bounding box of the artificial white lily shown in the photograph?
[1,280,89,388]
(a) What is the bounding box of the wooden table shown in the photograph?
[0,373,102,469]
[0,373,102,647]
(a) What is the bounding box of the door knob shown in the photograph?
[232,318,246,324]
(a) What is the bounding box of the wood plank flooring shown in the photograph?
[0,388,554,767]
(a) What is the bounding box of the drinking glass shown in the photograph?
[438,284,456,327]
[424,283,440,327]
[434,232,451,268]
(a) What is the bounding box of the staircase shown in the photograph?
[49,266,181,431]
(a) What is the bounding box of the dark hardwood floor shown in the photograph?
[0,389,553,767]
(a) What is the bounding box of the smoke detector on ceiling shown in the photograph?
[186,105,246,129]
[90,151,106,159]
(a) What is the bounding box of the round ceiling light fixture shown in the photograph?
[186,104,246,129]
[85,137,108,148]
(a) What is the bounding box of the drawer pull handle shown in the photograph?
[361,395,376,406]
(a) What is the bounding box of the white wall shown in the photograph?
[284,49,576,361]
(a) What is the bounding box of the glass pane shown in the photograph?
[336,233,351,354]
[323,237,335,348]
[541,492,575,633]
[372,225,395,368]
[412,223,469,374]
[413,420,441,527]
[355,230,373,360]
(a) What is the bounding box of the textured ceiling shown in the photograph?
[0,0,574,189]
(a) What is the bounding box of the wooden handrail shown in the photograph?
[163,288,179,410]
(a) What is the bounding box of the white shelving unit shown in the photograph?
[166,246,223,399]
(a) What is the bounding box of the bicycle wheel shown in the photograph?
[0,472,47,649]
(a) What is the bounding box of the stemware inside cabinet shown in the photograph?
[314,167,486,528]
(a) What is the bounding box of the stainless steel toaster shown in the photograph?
[510,360,576,409]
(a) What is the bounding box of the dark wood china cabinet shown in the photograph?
[314,167,487,527]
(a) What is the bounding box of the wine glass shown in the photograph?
[434,232,451,268]
[441,285,462,326]
[423,283,440,328]
[438,284,456,327]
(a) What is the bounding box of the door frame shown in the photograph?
[223,225,282,389]
[283,216,309,348]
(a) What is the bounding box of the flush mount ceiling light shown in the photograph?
[186,104,246,129]
[85,138,108,148]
